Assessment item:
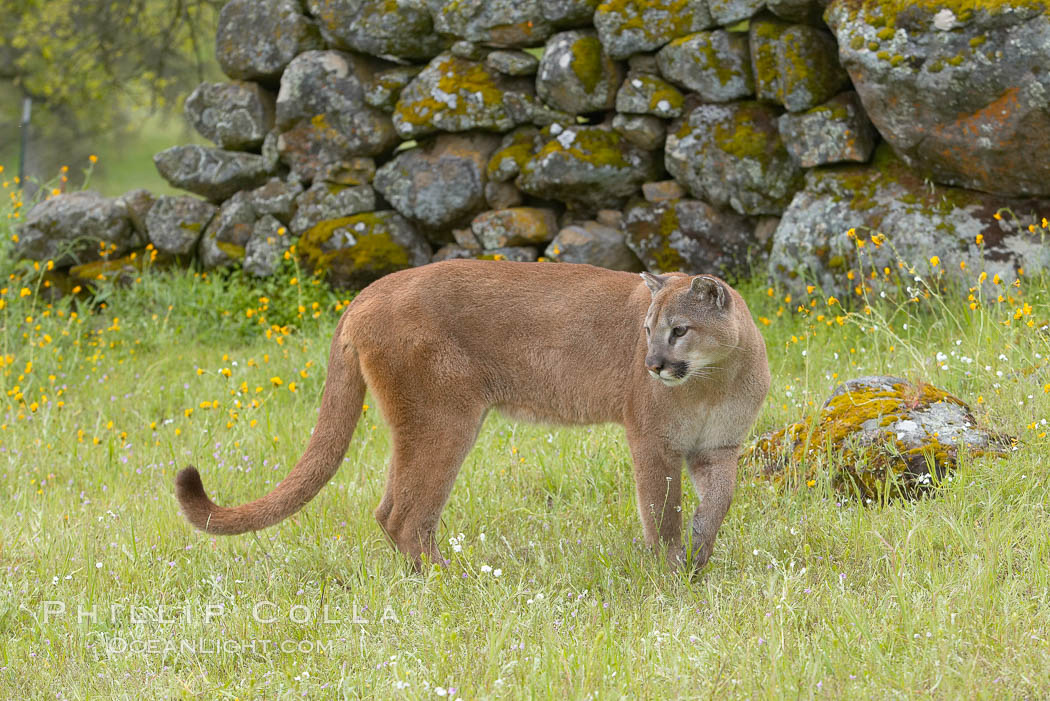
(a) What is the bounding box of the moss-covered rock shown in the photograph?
[487,127,542,183]
[611,114,666,150]
[767,144,1050,297]
[623,197,759,276]
[749,17,849,112]
[536,30,623,115]
[299,211,431,290]
[778,91,876,167]
[545,220,644,270]
[826,0,1050,197]
[244,178,303,225]
[745,376,1012,499]
[665,101,804,216]
[184,81,276,152]
[615,71,685,118]
[289,182,377,237]
[393,53,531,139]
[275,51,398,183]
[306,0,446,60]
[429,0,555,47]
[594,0,716,59]
[199,192,257,270]
[364,66,423,112]
[144,195,217,258]
[153,145,275,203]
[657,30,754,102]
[471,207,559,249]
[16,191,135,267]
[374,133,500,241]
[708,0,765,23]
[518,125,662,209]
[215,0,323,82]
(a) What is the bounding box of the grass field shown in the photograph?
[1,183,1048,698]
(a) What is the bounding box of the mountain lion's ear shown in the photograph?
[640,272,667,296]
[690,275,728,309]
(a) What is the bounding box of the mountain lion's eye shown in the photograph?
[671,326,687,338]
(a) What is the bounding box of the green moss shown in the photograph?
[876,50,891,61]
[947,54,965,66]
[867,40,880,51]
[394,54,504,128]
[487,137,535,179]
[745,379,1003,499]
[711,105,782,165]
[527,127,630,171]
[928,59,944,73]
[179,222,203,233]
[750,18,788,99]
[570,34,606,94]
[876,26,896,40]
[300,214,411,280]
[676,31,744,88]
[850,35,866,50]
[596,0,694,42]
[890,54,906,66]
[837,0,1046,29]
[215,241,245,259]
[969,35,987,47]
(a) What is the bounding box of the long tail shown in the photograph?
[174,316,365,535]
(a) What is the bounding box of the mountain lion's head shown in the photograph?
[640,272,740,387]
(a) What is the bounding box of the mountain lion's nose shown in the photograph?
[646,357,665,373]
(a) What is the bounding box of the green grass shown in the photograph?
[0,192,1049,698]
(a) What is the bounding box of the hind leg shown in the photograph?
[375,410,485,569]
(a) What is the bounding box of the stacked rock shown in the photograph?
[16,0,1050,296]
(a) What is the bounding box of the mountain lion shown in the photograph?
[176,260,770,571]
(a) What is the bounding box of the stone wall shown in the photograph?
[16,0,1050,297]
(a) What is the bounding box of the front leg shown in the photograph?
[687,446,740,570]
[625,430,684,569]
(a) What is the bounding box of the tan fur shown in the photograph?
[175,260,770,571]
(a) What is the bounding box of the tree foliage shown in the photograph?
[2,0,223,172]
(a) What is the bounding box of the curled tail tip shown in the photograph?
[175,466,205,503]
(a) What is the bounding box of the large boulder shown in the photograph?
[471,207,559,249]
[299,211,432,289]
[656,30,753,102]
[518,125,661,209]
[153,145,275,202]
[826,0,1050,197]
[768,146,1050,298]
[198,192,257,269]
[392,53,532,138]
[145,196,217,257]
[746,376,1011,499]
[545,221,644,270]
[289,183,377,237]
[536,30,623,114]
[665,101,804,215]
[429,0,555,47]
[778,91,877,168]
[15,191,133,266]
[215,0,323,82]
[374,134,499,238]
[184,81,276,151]
[306,0,446,60]
[750,17,849,112]
[593,0,715,59]
[623,197,758,276]
[276,51,398,183]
